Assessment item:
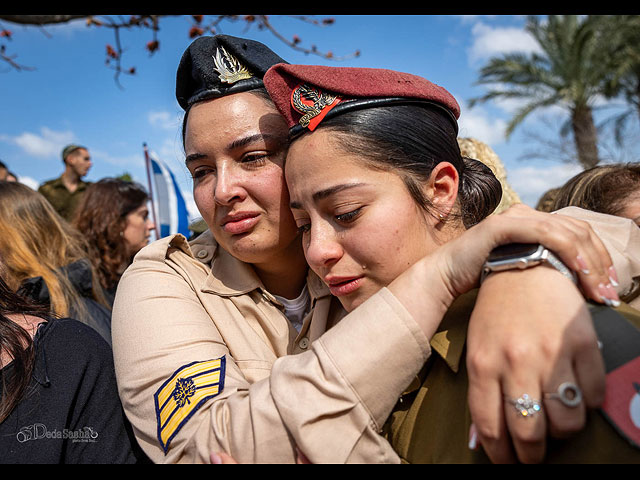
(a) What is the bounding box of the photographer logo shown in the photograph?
[16,423,98,443]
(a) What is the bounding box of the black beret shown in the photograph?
[176,34,288,110]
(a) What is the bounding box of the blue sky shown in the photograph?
[1,14,636,220]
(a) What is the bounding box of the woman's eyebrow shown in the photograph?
[185,152,206,166]
[313,183,365,202]
[227,133,287,151]
[290,183,365,210]
[185,133,288,167]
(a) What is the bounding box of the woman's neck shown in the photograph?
[0,314,41,369]
[61,168,82,192]
[252,240,309,299]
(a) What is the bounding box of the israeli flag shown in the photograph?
[147,151,191,239]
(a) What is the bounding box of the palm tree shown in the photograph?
[469,16,610,169]
[593,15,640,146]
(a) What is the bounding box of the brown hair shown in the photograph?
[72,178,149,291]
[0,182,108,318]
[551,163,640,217]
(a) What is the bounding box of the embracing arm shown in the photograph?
[553,206,640,301]
[465,204,640,463]
[111,242,431,464]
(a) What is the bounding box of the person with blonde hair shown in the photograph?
[551,163,640,308]
[0,182,112,345]
[551,163,640,224]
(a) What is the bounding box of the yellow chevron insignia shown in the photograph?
[154,357,226,453]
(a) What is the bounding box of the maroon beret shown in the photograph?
[263,63,460,137]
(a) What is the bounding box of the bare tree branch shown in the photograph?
[0,14,360,87]
[0,15,89,25]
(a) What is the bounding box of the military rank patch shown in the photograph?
[154,357,226,453]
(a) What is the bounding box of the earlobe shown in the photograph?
[426,162,459,219]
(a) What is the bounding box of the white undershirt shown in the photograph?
[273,285,311,333]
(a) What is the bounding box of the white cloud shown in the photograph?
[148,110,181,131]
[92,149,145,168]
[507,163,582,207]
[456,15,498,24]
[458,103,508,146]
[3,127,76,158]
[468,21,542,64]
[17,175,39,190]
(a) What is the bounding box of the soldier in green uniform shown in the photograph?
[382,291,640,463]
[263,62,640,463]
[38,144,93,221]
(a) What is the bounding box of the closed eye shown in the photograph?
[297,223,311,234]
[335,207,363,224]
[240,153,269,167]
[190,166,215,180]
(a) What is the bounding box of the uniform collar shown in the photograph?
[50,175,89,190]
[400,290,477,398]
[429,289,477,373]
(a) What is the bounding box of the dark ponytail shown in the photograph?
[459,157,502,228]
[317,104,502,228]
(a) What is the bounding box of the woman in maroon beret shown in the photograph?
[262,63,640,462]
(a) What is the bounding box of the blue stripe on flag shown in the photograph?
[148,154,191,239]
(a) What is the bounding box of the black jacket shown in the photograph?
[0,318,148,463]
[17,259,112,346]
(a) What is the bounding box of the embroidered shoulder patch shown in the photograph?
[154,357,226,453]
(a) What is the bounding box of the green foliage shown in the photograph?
[469,15,640,168]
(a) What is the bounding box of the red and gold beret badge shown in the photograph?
[291,83,343,131]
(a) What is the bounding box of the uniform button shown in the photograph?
[299,337,309,349]
[196,250,208,259]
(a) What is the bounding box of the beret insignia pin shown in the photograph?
[212,46,253,84]
[291,83,341,131]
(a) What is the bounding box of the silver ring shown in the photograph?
[544,382,583,408]
[507,394,542,418]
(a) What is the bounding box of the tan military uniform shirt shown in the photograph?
[38,176,91,221]
[112,208,640,464]
[112,230,431,464]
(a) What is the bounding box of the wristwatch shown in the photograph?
[481,243,578,284]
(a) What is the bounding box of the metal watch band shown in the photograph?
[543,250,578,284]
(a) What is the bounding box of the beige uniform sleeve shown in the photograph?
[112,244,431,464]
[555,206,640,298]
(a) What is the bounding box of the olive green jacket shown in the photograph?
[384,291,640,463]
[38,176,91,221]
